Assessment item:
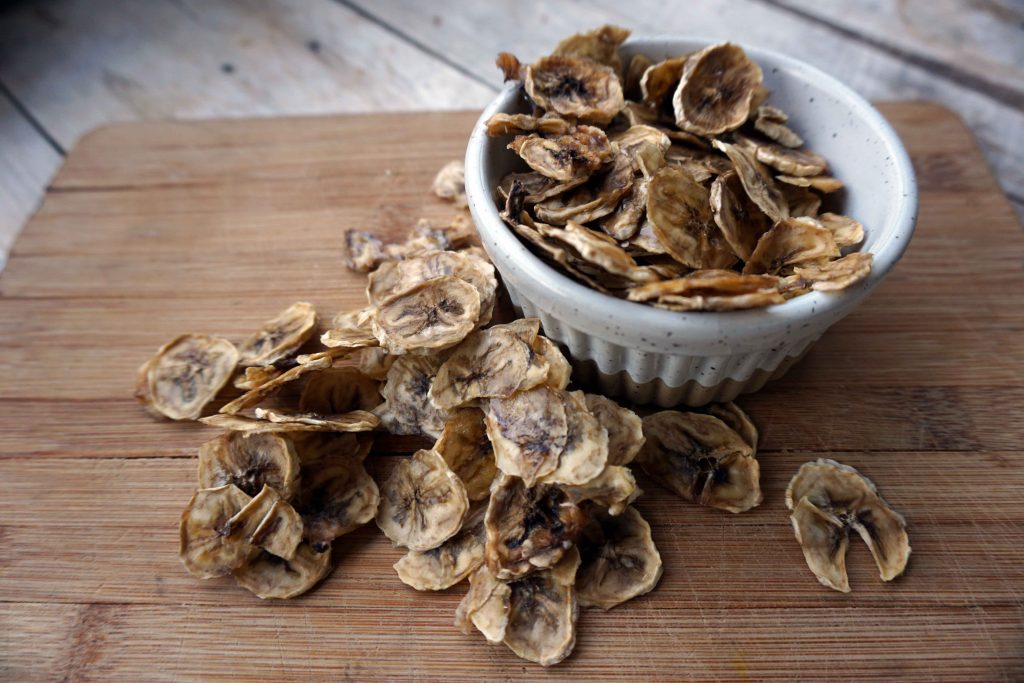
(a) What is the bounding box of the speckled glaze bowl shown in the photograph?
[465,37,917,406]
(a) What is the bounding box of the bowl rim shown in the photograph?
[465,36,918,346]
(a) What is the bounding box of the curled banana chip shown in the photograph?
[320,308,378,350]
[753,105,803,148]
[706,401,758,452]
[754,142,828,177]
[394,506,486,591]
[538,390,609,487]
[640,56,687,110]
[233,364,285,391]
[200,412,368,434]
[673,43,762,135]
[372,276,481,355]
[637,411,761,513]
[710,170,772,261]
[374,354,449,438]
[647,166,735,270]
[237,302,318,367]
[816,212,865,248]
[354,346,396,381]
[296,453,379,548]
[233,541,333,599]
[786,459,910,592]
[253,407,380,433]
[576,506,662,609]
[560,465,640,515]
[432,160,466,207]
[219,354,332,415]
[180,484,256,579]
[485,474,585,580]
[583,394,644,466]
[743,217,840,275]
[776,174,844,193]
[486,112,574,137]
[712,140,789,224]
[524,56,624,125]
[534,336,572,390]
[537,220,661,284]
[375,449,469,551]
[503,547,580,667]
[135,334,239,420]
[788,252,873,292]
[485,386,569,486]
[227,484,303,561]
[455,565,511,643]
[509,127,612,182]
[197,431,300,499]
[551,24,631,72]
[433,408,499,502]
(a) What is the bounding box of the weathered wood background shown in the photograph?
[0,0,1022,267]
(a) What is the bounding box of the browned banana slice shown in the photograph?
[485,386,569,486]
[665,145,733,180]
[486,112,574,137]
[503,548,580,667]
[372,276,481,355]
[816,212,865,248]
[455,565,511,643]
[135,334,239,420]
[786,459,911,592]
[743,217,840,275]
[525,56,624,125]
[485,474,585,580]
[576,506,662,609]
[227,484,303,561]
[534,336,571,390]
[432,160,466,207]
[552,24,631,72]
[200,412,370,434]
[233,364,284,391]
[712,140,789,223]
[429,319,545,410]
[299,367,381,414]
[233,541,332,599]
[776,174,844,193]
[637,411,761,513]
[596,179,648,241]
[538,391,609,487]
[394,506,486,591]
[374,354,448,438]
[253,407,379,433]
[375,448,469,551]
[560,465,640,515]
[433,408,499,502]
[237,302,318,367]
[780,184,822,218]
[219,354,332,415]
[710,170,772,261]
[627,271,780,308]
[290,432,372,465]
[640,56,687,110]
[647,166,736,270]
[537,221,662,284]
[610,125,672,176]
[583,394,644,465]
[179,484,256,579]
[673,43,763,135]
[655,288,784,312]
[509,126,612,182]
[534,153,634,225]
[197,431,300,499]
[296,453,379,548]
[706,401,758,452]
[354,346,396,381]
[753,105,803,148]
[790,252,873,292]
[626,220,669,256]
[320,308,378,350]
[755,143,828,177]
[497,171,586,203]
[623,54,652,100]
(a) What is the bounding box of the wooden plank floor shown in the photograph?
[0,104,1022,680]
[0,0,1022,265]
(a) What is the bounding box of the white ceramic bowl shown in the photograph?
[465,37,917,406]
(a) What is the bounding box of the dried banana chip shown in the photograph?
[610,125,671,176]
[299,367,381,414]
[710,170,772,261]
[432,160,467,207]
[755,143,828,177]
[753,105,803,148]
[596,178,648,241]
[538,391,609,486]
[201,412,364,434]
[524,56,624,125]
[233,364,285,391]
[320,308,378,350]
[433,408,499,502]
[576,506,662,609]
[533,336,571,390]
[534,153,634,225]
[233,541,332,599]
[637,411,761,513]
[623,54,652,100]
[394,505,486,591]
[503,548,580,667]
[706,401,758,452]
[640,56,687,110]
[374,354,448,438]
[780,183,822,218]
[789,252,873,292]
[237,302,317,367]
[354,346,396,381]
[484,474,585,580]
[538,220,662,284]
[786,459,910,592]
[375,448,469,552]
[509,126,612,182]
[561,465,640,515]
[296,453,379,548]
[673,43,762,135]
[816,212,865,248]
[179,484,256,579]
[197,431,300,499]
[485,386,569,486]
[552,24,630,72]
[253,407,380,433]
[227,484,303,561]
[712,140,789,223]
[583,394,644,466]
[455,565,511,643]
[743,217,840,275]
[344,229,387,272]
[135,334,239,420]
[219,354,332,415]
[776,174,844,193]
[486,112,573,137]
[626,220,669,256]
[626,271,781,310]
[497,170,586,204]
[290,431,372,465]
[647,166,736,270]
[372,275,481,355]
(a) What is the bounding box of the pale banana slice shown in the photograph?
[485,386,569,486]
[551,24,631,72]
[135,334,239,420]
[394,506,486,591]
[673,43,763,135]
[560,465,640,515]
[372,276,481,355]
[296,454,379,548]
[179,484,256,579]
[374,354,449,438]
[706,401,758,453]
[197,431,300,499]
[647,166,736,270]
[503,548,580,667]
[375,449,469,551]
[219,354,332,415]
[576,506,662,609]
[538,390,609,487]
[525,56,624,125]
[509,127,612,182]
[233,541,333,599]
[455,565,511,643]
[237,302,318,367]
[713,140,789,224]
[583,393,644,466]
[743,217,840,275]
[433,408,499,502]
[253,407,380,433]
[226,484,303,561]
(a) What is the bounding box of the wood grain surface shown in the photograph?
[1,104,1022,681]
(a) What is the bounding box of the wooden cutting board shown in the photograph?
[1,104,1022,681]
